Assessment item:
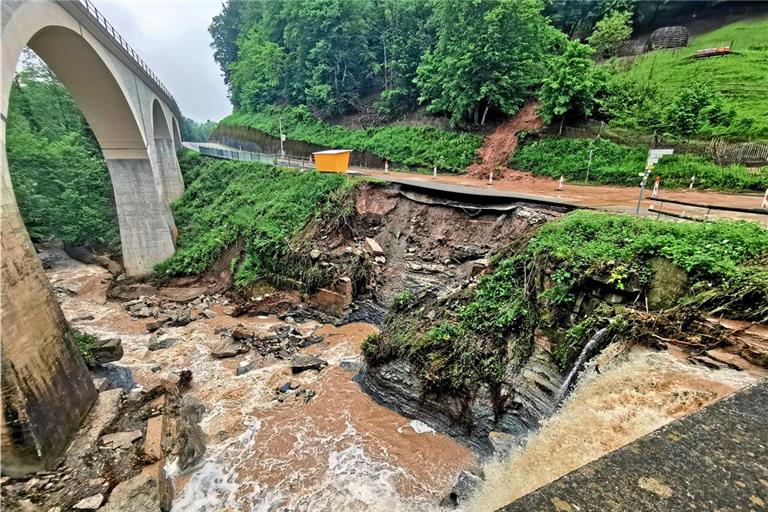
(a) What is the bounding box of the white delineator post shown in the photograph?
[433,166,437,179]
[384,160,389,174]
[689,175,696,190]
[488,169,494,187]
[557,175,564,191]
[651,176,660,198]
[762,189,768,209]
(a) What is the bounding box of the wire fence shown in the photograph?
[541,121,768,166]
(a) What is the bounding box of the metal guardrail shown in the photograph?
[198,146,316,169]
[70,0,179,115]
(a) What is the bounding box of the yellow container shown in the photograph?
[312,149,352,172]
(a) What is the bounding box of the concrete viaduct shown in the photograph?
[1,0,184,475]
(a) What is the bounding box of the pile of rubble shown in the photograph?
[122,294,229,332]
[1,381,205,512]
[209,323,326,376]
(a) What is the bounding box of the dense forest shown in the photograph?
[209,0,765,138]
[6,51,121,254]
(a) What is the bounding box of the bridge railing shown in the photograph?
[198,146,316,169]
[71,0,179,114]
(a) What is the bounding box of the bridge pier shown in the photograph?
[1,147,97,476]
[106,155,177,276]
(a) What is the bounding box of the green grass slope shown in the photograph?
[156,151,353,288]
[220,106,482,173]
[620,19,768,139]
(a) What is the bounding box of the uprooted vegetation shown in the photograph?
[364,210,768,394]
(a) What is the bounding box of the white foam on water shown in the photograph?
[397,420,436,435]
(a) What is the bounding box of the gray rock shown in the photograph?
[211,338,247,358]
[648,256,688,310]
[146,316,170,332]
[98,469,170,512]
[309,249,321,260]
[202,309,216,319]
[148,336,179,351]
[73,493,104,510]
[290,354,328,374]
[236,360,254,376]
[440,470,484,508]
[91,338,123,364]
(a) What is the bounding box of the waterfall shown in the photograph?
[550,327,609,410]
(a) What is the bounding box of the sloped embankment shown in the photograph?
[362,211,768,452]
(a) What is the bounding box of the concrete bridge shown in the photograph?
[1,0,184,475]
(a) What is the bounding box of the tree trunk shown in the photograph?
[559,116,565,135]
[480,102,490,126]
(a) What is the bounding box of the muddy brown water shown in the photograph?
[46,252,761,511]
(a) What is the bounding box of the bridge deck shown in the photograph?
[499,380,768,512]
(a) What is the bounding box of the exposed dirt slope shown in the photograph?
[467,102,544,180]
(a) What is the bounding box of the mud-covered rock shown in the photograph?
[91,338,124,364]
[290,354,328,374]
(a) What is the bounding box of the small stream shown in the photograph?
[45,251,761,511]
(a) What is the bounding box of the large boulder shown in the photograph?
[91,338,123,364]
[290,354,328,374]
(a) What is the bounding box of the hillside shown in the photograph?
[616,18,768,140]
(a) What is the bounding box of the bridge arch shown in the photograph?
[1,1,180,475]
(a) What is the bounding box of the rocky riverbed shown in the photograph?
[4,246,766,511]
[3,248,475,511]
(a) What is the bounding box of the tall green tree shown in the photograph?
[539,39,598,126]
[229,29,286,111]
[588,10,633,58]
[281,0,377,115]
[375,0,436,116]
[7,52,120,252]
[415,0,559,126]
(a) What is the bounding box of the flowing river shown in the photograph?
[45,250,762,511]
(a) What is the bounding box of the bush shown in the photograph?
[511,136,768,192]
[71,329,98,366]
[219,106,482,172]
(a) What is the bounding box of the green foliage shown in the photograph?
[180,116,217,142]
[587,10,632,58]
[539,39,598,123]
[229,29,286,111]
[661,79,735,137]
[609,19,768,140]
[512,136,768,192]
[221,106,481,172]
[6,51,120,253]
[155,152,350,289]
[377,0,436,116]
[368,254,535,394]
[71,329,98,366]
[211,0,379,116]
[368,210,768,388]
[545,0,635,38]
[415,0,559,126]
[527,210,768,309]
[390,290,414,313]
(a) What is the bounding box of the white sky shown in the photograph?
[94,0,231,122]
